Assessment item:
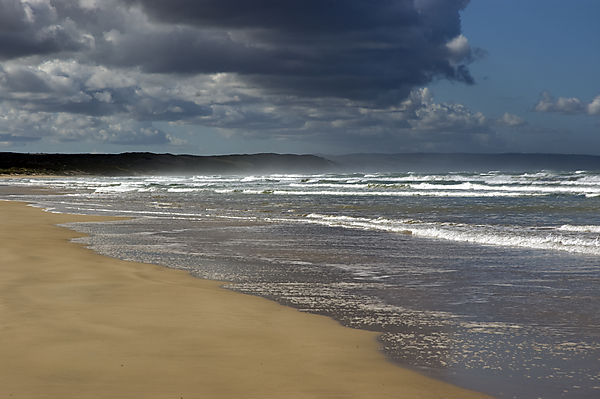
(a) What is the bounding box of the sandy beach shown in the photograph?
[0,200,489,398]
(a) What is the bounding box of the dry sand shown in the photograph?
[0,200,490,398]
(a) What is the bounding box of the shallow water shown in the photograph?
[3,170,600,398]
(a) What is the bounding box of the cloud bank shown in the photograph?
[535,91,600,116]
[0,0,497,151]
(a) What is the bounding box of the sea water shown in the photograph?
[3,170,600,398]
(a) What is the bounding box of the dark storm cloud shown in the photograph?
[123,0,420,32]
[1,0,476,105]
[94,27,278,75]
[0,0,89,59]
[116,0,475,103]
[0,0,488,150]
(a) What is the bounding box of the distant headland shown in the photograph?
[3,152,600,175]
[0,152,334,176]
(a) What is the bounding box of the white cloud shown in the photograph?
[85,66,137,90]
[535,91,600,115]
[497,112,526,127]
[587,95,600,115]
[397,88,488,132]
[0,103,181,146]
[93,91,113,103]
[79,0,100,10]
[446,34,471,64]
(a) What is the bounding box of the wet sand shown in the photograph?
[0,200,489,398]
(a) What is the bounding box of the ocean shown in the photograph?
[3,168,600,398]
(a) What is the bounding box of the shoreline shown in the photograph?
[0,200,489,398]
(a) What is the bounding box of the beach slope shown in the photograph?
[0,201,488,398]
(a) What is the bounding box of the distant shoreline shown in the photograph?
[0,152,335,176]
[3,151,600,175]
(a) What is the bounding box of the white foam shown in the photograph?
[9,171,600,198]
[301,214,600,256]
[167,188,200,192]
[558,224,600,233]
[288,183,373,189]
[232,189,543,197]
[409,182,600,195]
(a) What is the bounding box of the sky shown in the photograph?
[0,0,598,155]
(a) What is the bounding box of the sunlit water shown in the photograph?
[3,170,600,398]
